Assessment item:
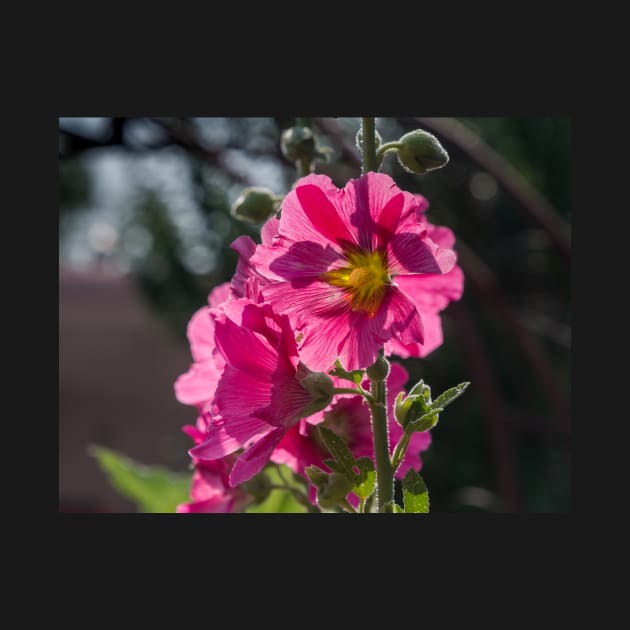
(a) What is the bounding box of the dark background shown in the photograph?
[58,116,571,512]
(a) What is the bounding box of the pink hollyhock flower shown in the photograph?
[271,362,432,505]
[189,298,334,487]
[177,415,249,513]
[248,172,457,371]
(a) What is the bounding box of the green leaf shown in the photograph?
[318,426,358,480]
[405,409,442,434]
[430,382,470,412]
[330,359,365,385]
[403,469,430,513]
[323,459,346,475]
[90,445,192,513]
[353,457,376,500]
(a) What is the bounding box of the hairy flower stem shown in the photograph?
[361,117,378,173]
[368,352,394,512]
[296,117,312,178]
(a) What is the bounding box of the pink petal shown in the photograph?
[256,375,313,427]
[208,282,231,307]
[261,280,351,371]
[385,311,444,359]
[341,172,420,250]
[230,235,258,298]
[176,496,233,513]
[189,413,274,460]
[174,361,221,407]
[395,266,464,312]
[388,231,452,275]
[186,307,215,362]
[261,215,280,245]
[182,423,205,445]
[214,314,280,380]
[266,241,344,281]
[229,426,287,486]
[295,183,356,247]
[426,224,455,250]
[381,286,425,347]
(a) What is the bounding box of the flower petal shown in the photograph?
[174,361,221,407]
[186,307,215,362]
[395,266,464,312]
[189,413,274,460]
[229,426,287,486]
[388,231,454,275]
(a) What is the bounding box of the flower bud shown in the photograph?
[281,126,317,163]
[396,130,449,174]
[365,354,390,381]
[299,371,334,417]
[230,187,279,225]
[394,392,428,428]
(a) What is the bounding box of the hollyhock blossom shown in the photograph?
[271,362,432,505]
[248,172,457,371]
[189,297,334,487]
[177,415,249,513]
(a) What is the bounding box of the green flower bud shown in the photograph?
[230,187,279,225]
[299,371,334,418]
[396,130,449,174]
[394,390,413,427]
[281,126,316,163]
[365,354,390,381]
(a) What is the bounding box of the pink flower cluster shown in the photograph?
[174,172,463,512]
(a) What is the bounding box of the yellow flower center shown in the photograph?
[321,247,391,317]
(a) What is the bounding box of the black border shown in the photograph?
[46,53,586,583]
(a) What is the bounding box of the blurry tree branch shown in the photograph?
[408,117,571,262]
[456,239,571,434]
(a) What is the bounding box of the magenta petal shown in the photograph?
[295,183,356,246]
[261,215,280,245]
[214,315,279,379]
[277,175,349,248]
[229,426,287,486]
[267,241,344,281]
[396,267,464,312]
[208,282,231,307]
[174,362,221,407]
[388,232,447,275]
[176,497,232,513]
[190,415,273,460]
[186,307,215,362]
[383,286,424,346]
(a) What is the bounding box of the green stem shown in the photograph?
[375,141,403,166]
[368,352,394,512]
[361,117,378,173]
[332,387,363,396]
[296,117,313,178]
